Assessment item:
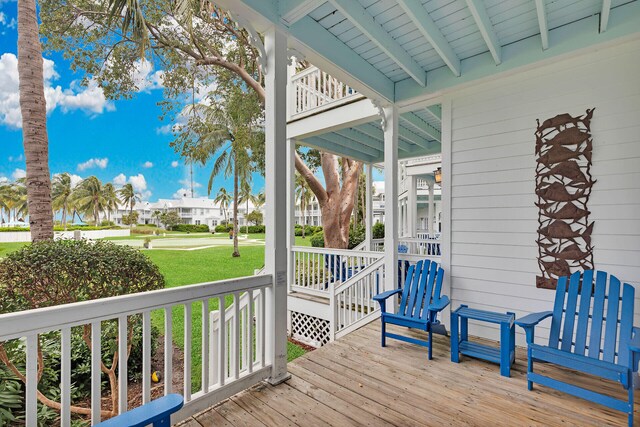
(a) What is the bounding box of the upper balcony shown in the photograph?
[288,65,363,121]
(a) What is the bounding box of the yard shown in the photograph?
[0,233,314,393]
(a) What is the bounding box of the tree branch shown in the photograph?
[295,153,326,205]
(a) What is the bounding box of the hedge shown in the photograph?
[215,224,233,233]
[171,224,210,232]
[0,225,122,233]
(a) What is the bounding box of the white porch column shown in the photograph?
[286,138,295,291]
[407,175,417,237]
[428,182,435,236]
[264,26,289,385]
[365,163,373,250]
[383,105,399,292]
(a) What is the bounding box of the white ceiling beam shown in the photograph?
[534,0,549,50]
[397,0,461,77]
[399,126,435,150]
[328,0,427,86]
[357,123,415,153]
[304,136,376,162]
[465,0,502,64]
[600,0,612,33]
[401,113,441,142]
[334,128,384,151]
[279,0,325,26]
[318,132,381,157]
[423,105,442,122]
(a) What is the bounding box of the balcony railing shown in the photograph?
[0,275,273,426]
[289,66,361,119]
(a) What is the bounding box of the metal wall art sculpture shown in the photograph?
[535,109,595,289]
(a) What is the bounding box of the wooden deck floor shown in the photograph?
[178,322,636,426]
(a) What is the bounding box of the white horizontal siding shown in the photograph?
[448,37,640,346]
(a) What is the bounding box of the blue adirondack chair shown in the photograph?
[515,270,640,426]
[324,254,357,286]
[95,394,184,427]
[373,259,449,359]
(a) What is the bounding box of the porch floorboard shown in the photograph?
[179,322,635,426]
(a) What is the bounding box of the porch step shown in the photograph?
[289,291,329,305]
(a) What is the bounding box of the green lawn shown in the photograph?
[0,242,28,257]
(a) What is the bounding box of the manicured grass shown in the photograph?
[0,242,28,257]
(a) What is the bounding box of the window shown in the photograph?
[195,220,201,225]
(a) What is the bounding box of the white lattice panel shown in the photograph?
[290,311,331,348]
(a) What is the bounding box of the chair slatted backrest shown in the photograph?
[548,270,635,366]
[398,260,444,321]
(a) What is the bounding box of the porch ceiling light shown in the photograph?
[434,167,442,184]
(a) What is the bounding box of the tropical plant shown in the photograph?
[72,176,105,225]
[159,211,181,229]
[214,188,232,224]
[118,183,140,214]
[0,180,28,225]
[178,83,263,257]
[51,173,74,229]
[18,0,54,241]
[238,181,256,234]
[102,183,119,223]
[0,240,165,419]
[295,172,313,238]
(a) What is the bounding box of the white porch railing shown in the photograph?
[371,237,441,256]
[290,246,382,297]
[290,66,361,118]
[331,257,384,340]
[0,275,273,426]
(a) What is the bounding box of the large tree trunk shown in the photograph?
[18,0,53,241]
[232,159,240,257]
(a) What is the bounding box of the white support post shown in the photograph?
[287,138,296,291]
[440,98,453,328]
[428,182,435,236]
[365,163,373,250]
[264,26,290,385]
[407,175,417,238]
[383,105,399,292]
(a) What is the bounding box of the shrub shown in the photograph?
[215,224,233,233]
[247,225,265,233]
[171,224,210,233]
[100,220,115,227]
[372,222,385,239]
[294,227,303,236]
[310,231,325,248]
[348,224,366,249]
[0,240,165,420]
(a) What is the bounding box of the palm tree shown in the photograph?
[185,85,263,257]
[0,180,28,224]
[18,0,54,240]
[73,176,105,225]
[118,183,140,214]
[102,183,119,223]
[214,187,232,224]
[254,190,265,211]
[295,173,314,238]
[51,173,73,229]
[238,180,256,234]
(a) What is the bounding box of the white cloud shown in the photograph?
[69,174,83,187]
[179,178,201,188]
[172,188,195,199]
[113,173,127,186]
[77,157,108,171]
[131,60,164,92]
[8,154,23,162]
[11,168,26,180]
[0,12,5,25]
[171,161,179,168]
[0,53,114,129]
[0,176,8,183]
[142,161,154,168]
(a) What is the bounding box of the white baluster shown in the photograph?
[218,296,226,385]
[26,334,38,426]
[60,327,71,427]
[142,311,151,404]
[118,315,128,413]
[183,303,192,401]
[164,307,173,395]
[234,292,241,380]
[202,299,210,393]
[91,322,101,423]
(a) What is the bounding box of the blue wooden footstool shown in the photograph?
[451,305,515,377]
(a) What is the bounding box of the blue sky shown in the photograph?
[0,1,267,201]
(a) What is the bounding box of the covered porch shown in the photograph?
[180,322,634,426]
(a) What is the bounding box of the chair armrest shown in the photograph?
[373,289,402,314]
[428,295,450,313]
[373,289,402,302]
[629,327,640,353]
[515,311,553,328]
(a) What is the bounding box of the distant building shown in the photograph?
[112,197,263,229]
